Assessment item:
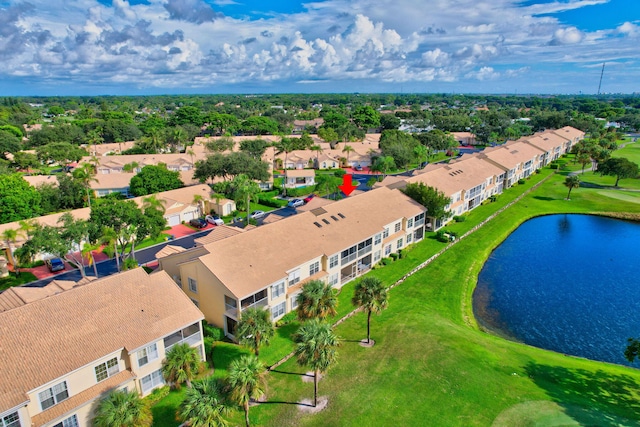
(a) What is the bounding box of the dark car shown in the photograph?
[189,218,208,228]
[45,257,65,272]
[303,194,315,204]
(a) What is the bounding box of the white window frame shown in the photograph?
[374,233,382,245]
[309,261,320,276]
[38,381,69,410]
[407,218,414,228]
[397,238,403,249]
[384,245,391,256]
[328,273,339,286]
[329,254,339,269]
[95,357,120,383]
[288,269,301,286]
[373,250,381,262]
[291,294,300,309]
[271,301,286,319]
[271,281,285,299]
[141,369,164,393]
[188,277,198,293]
[1,411,20,427]
[52,414,79,427]
[394,222,401,233]
[382,227,389,238]
[407,233,413,244]
[137,343,159,368]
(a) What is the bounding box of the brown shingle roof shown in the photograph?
[0,268,203,412]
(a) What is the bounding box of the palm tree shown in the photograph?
[236,307,275,357]
[142,194,166,214]
[192,194,205,216]
[82,241,101,278]
[88,127,104,157]
[93,389,152,427]
[310,144,323,169]
[179,377,230,427]
[1,228,19,267]
[162,343,202,389]
[187,148,196,167]
[414,144,428,169]
[576,151,591,174]
[232,174,261,224]
[342,144,355,167]
[72,163,98,208]
[227,355,267,427]
[371,155,395,179]
[293,319,339,407]
[100,226,120,271]
[296,280,338,321]
[352,277,389,344]
[564,175,580,200]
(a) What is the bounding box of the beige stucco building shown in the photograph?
[0,269,204,427]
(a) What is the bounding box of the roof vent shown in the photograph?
[322,219,331,225]
[313,222,322,228]
[337,213,346,219]
[331,215,339,221]
[311,208,328,216]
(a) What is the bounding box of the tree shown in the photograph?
[314,173,341,199]
[236,307,275,357]
[564,175,580,200]
[72,163,98,208]
[162,343,202,390]
[1,228,19,266]
[205,136,235,153]
[93,389,152,427]
[597,157,639,187]
[402,182,451,225]
[576,151,591,174]
[129,164,183,197]
[379,114,401,131]
[180,377,230,427]
[414,144,428,169]
[293,319,339,407]
[36,142,87,165]
[342,144,355,166]
[352,105,381,130]
[296,280,338,321]
[310,144,323,169]
[11,151,40,173]
[0,174,41,223]
[231,174,262,223]
[240,139,268,159]
[317,127,339,147]
[625,338,640,364]
[371,155,395,178]
[352,277,389,344]
[227,355,267,427]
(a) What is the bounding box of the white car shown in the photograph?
[249,210,265,219]
[205,215,224,226]
[287,198,304,208]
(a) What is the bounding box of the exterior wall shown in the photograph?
[179,261,228,330]
[157,247,209,284]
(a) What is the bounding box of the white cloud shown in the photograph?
[466,66,500,81]
[550,27,584,45]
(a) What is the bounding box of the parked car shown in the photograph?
[205,215,224,226]
[249,210,265,219]
[45,257,65,272]
[355,164,363,171]
[303,194,315,204]
[189,218,208,228]
[287,198,304,208]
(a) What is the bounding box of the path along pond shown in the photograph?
[473,214,640,367]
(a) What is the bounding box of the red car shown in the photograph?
[303,194,315,204]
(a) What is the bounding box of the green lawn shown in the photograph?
[245,170,640,426]
[614,140,640,165]
[0,272,38,291]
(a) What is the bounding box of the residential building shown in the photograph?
[284,169,315,188]
[157,186,427,337]
[0,268,204,427]
[477,140,545,188]
[451,132,478,146]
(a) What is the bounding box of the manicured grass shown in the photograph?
[244,169,640,426]
[613,141,640,165]
[151,388,184,427]
[0,272,38,291]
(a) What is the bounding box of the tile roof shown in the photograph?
[195,187,424,298]
[478,141,545,170]
[193,225,244,246]
[0,268,203,412]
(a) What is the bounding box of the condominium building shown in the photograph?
[0,269,204,427]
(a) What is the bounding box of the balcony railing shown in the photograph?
[242,297,268,311]
[166,330,202,352]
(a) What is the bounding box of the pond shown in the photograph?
[473,214,640,366]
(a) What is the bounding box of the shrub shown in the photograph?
[334,169,347,177]
[453,215,466,223]
[390,252,399,261]
[275,311,297,327]
[284,186,316,197]
[381,257,393,265]
[549,163,559,170]
[143,386,170,405]
[398,249,404,259]
[489,195,499,202]
[203,336,216,364]
[518,178,526,185]
[202,321,224,341]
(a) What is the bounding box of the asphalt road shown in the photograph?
[24,228,214,288]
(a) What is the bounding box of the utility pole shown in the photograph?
[597,62,605,95]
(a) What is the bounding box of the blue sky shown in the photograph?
[0,0,638,96]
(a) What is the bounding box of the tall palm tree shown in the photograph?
[187,148,196,167]
[232,174,261,224]
[293,319,339,407]
[82,241,101,278]
[180,377,230,427]
[227,355,267,427]
[99,226,120,272]
[236,307,275,357]
[142,194,166,214]
[564,175,580,200]
[1,228,19,266]
[310,144,323,169]
[72,163,98,208]
[296,280,338,321]
[162,343,201,389]
[352,277,389,344]
[93,389,152,427]
[371,155,395,179]
[342,144,355,167]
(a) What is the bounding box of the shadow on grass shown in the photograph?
[270,369,311,378]
[212,343,250,375]
[524,362,640,424]
[276,322,300,340]
[532,196,555,201]
[259,400,313,407]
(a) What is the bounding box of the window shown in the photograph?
[141,369,164,393]
[271,281,285,299]
[373,250,381,262]
[52,415,78,427]
[95,357,119,382]
[271,301,286,319]
[414,212,425,226]
[225,295,237,311]
[39,381,69,410]
[329,254,339,269]
[288,269,301,286]
[374,233,382,245]
[397,238,403,249]
[241,289,268,309]
[291,295,299,309]
[407,218,414,228]
[188,277,198,293]
[384,245,391,256]
[382,227,389,238]
[407,233,413,244]
[164,322,201,349]
[137,344,159,367]
[341,245,357,265]
[309,261,320,275]
[394,222,401,233]
[1,412,19,427]
[190,298,199,307]
[328,273,339,286]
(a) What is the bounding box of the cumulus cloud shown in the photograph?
[466,66,500,81]
[163,0,222,24]
[550,26,584,45]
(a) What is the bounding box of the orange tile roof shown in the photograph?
[0,268,203,412]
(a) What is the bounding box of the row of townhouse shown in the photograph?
[378,126,584,229]
[0,269,204,427]
[157,186,427,337]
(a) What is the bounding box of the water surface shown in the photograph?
[473,214,640,366]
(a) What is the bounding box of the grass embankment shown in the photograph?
[151,164,640,426]
[248,169,640,426]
